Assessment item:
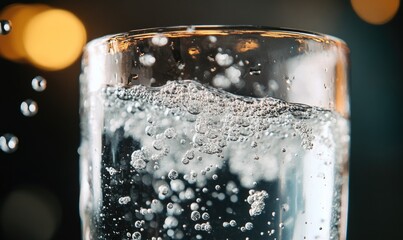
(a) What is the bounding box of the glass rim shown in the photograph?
[86,24,349,52]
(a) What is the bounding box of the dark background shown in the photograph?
[0,0,402,240]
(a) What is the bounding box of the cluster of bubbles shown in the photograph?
[94,77,343,239]
[0,75,47,154]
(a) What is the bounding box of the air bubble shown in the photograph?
[0,134,19,153]
[132,231,141,240]
[167,202,174,209]
[131,150,147,170]
[268,79,279,91]
[202,212,210,220]
[158,185,169,195]
[245,222,253,230]
[139,54,156,67]
[190,202,199,211]
[20,99,38,117]
[282,203,290,212]
[164,128,176,139]
[118,196,131,205]
[145,126,156,136]
[194,223,201,230]
[247,190,268,216]
[215,53,233,67]
[208,36,217,43]
[181,158,189,165]
[105,167,118,175]
[212,75,231,89]
[184,150,195,160]
[0,20,12,35]
[134,220,143,228]
[31,76,47,92]
[229,220,237,227]
[190,211,200,221]
[152,139,163,150]
[168,169,178,180]
[151,34,168,46]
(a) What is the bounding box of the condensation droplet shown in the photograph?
[20,99,38,117]
[0,133,19,153]
[0,20,12,35]
[31,76,47,92]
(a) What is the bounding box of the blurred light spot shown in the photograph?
[31,75,47,92]
[0,133,18,153]
[351,0,400,25]
[0,19,12,35]
[20,99,38,117]
[0,4,50,61]
[23,9,87,71]
[0,186,62,240]
[0,4,86,71]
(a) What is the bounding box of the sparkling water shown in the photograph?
[81,80,349,240]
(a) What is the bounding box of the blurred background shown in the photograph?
[0,0,401,240]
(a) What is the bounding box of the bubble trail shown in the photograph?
[20,99,38,117]
[0,20,12,35]
[31,76,47,92]
[0,133,19,153]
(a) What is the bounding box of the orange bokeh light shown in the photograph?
[0,4,87,71]
[0,4,50,61]
[23,9,87,71]
[351,0,400,25]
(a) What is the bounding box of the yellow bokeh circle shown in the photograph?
[22,9,87,71]
[351,0,400,25]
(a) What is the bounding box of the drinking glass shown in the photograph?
[79,25,350,240]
